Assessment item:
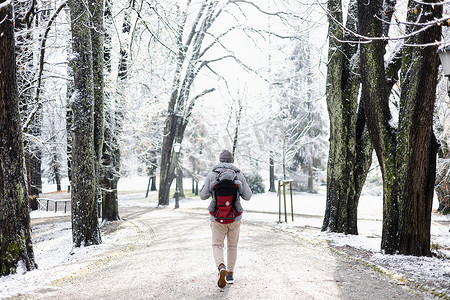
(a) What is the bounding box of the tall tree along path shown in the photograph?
[22,207,429,299]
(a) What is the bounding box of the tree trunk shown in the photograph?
[66,0,74,191]
[159,113,194,206]
[269,152,275,192]
[90,0,104,218]
[176,165,185,198]
[100,94,121,221]
[395,0,441,255]
[68,0,101,247]
[101,117,121,221]
[29,121,42,196]
[322,0,370,234]
[146,155,157,192]
[66,60,74,191]
[100,110,121,221]
[102,179,119,221]
[150,158,157,191]
[322,0,345,233]
[100,0,130,220]
[54,157,61,191]
[229,98,243,158]
[358,0,441,256]
[436,141,450,214]
[66,89,73,191]
[90,0,104,164]
[307,157,314,193]
[0,1,37,275]
[159,117,178,205]
[358,0,399,253]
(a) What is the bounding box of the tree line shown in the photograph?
[0,0,449,276]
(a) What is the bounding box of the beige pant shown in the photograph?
[210,220,242,273]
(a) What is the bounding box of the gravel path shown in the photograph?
[18,207,433,299]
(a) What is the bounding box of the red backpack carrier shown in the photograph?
[211,171,242,224]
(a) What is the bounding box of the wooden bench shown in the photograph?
[37,198,71,213]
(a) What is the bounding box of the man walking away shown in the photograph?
[200,150,252,288]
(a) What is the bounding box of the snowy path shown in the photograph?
[16,206,432,300]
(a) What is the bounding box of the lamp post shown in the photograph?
[173,142,181,209]
[438,46,450,77]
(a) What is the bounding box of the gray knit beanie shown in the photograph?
[219,150,233,163]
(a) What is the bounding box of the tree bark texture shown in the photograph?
[90,0,105,164]
[395,0,441,255]
[322,0,372,234]
[0,1,37,275]
[89,0,105,221]
[358,0,441,256]
[358,0,399,254]
[68,0,101,247]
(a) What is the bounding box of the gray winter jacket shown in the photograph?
[199,162,252,222]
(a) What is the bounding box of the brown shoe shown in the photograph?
[217,263,227,288]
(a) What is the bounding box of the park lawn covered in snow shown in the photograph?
[0,176,448,299]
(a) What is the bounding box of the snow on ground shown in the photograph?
[116,176,449,253]
[0,176,449,299]
[117,176,450,296]
[116,176,450,296]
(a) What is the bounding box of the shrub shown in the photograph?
[246,173,265,194]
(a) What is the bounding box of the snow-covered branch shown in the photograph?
[317,0,445,47]
[23,0,68,132]
[0,0,12,12]
[228,0,290,18]
[185,88,216,121]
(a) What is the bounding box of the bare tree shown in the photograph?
[157,1,222,206]
[262,37,327,192]
[15,0,42,202]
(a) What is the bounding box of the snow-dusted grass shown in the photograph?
[0,176,448,299]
